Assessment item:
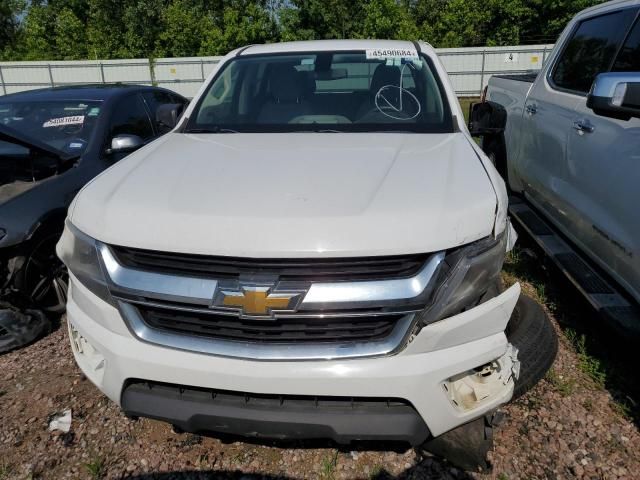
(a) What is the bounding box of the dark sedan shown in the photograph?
[0,84,187,352]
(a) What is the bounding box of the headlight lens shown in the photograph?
[57,221,114,305]
[418,233,506,325]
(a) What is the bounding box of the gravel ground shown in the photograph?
[1,249,639,480]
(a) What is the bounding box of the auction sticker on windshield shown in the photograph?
[43,115,85,128]
[366,48,419,60]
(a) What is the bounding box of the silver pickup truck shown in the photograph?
[475,0,640,334]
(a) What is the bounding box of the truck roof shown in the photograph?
[239,39,428,56]
[580,0,639,17]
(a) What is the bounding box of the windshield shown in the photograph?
[0,100,102,155]
[186,51,453,133]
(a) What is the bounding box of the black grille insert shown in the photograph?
[110,246,428,281]
[137,305,403,344]
[121,380,430,445]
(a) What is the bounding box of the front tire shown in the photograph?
[506,294,558,399]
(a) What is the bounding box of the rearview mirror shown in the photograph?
[106,134,144,155]
[156,103,185,130]
[587,72,640,121]
[315,68,348,81]
[468,101,507,136]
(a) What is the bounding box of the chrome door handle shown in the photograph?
[573,120,595,134]
[525,104,537,115]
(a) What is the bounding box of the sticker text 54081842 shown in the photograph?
[42,115,85,128]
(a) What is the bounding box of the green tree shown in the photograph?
[362,0,420,40]
[21,2,56,60]
[86,0,127,59]
[155,0,209,58]
[55,7,87,59]
[121,0,168,58]
[4,0,611,61]
[0,0,26,59]
[200,2,278,55]
[280,0,367,40]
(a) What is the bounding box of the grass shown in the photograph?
[458,97,479,123]
[320,451,339,479]
[545,368,577,397]
[369,464,384,479]
[565,328,607,389]
[84,455,106,480]
[0,462,13,480]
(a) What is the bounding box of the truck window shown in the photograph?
[187,51,453,134]
[552,9,637,94]
[612,17,640,72]
[108,94,154,142]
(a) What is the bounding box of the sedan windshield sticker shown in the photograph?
[366,48,419,61]
[42,115,85,128]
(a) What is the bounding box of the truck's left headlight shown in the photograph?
[418,233,507,325]
[57,221,114,306]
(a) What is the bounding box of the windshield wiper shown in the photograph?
[184,126,238,134]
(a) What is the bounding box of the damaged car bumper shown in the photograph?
[65,268,521,443]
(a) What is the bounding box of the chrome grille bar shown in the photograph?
[99,243,444,310]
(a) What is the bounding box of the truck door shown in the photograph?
[518,8,637,236]
[566,11,640,302]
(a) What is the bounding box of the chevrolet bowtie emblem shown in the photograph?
[216,286,301,317]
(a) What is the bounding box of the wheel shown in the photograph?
[18,232,69,314]
[506,294,558,399]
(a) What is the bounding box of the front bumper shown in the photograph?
[67,274,520,440]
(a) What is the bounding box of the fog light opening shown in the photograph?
[444,344,519,412]
[68,322,106,375]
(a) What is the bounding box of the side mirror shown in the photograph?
[587,72,640,121]
[106,134,144,155]
[468,101,507,136]
[156,103,184,130]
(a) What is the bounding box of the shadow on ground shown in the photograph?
[503,232,640,426]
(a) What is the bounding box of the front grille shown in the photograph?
[137,304,404,344]
[110,246,428,281]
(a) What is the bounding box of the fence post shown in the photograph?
[47,63,55,87]
[99,62,105,83]
[479,49,486,97]
[200,59,205,81]
[149,58,156,87]
[542,47,548,66]
[0,65,6,95]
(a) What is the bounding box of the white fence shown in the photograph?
[0,45,554,98]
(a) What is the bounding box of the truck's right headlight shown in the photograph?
[418,233,507,325]
[57,221,114,306]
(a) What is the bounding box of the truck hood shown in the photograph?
[71,132,497,257]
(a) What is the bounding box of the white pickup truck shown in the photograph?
[478,0,640,334]
[57,40,557,469]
